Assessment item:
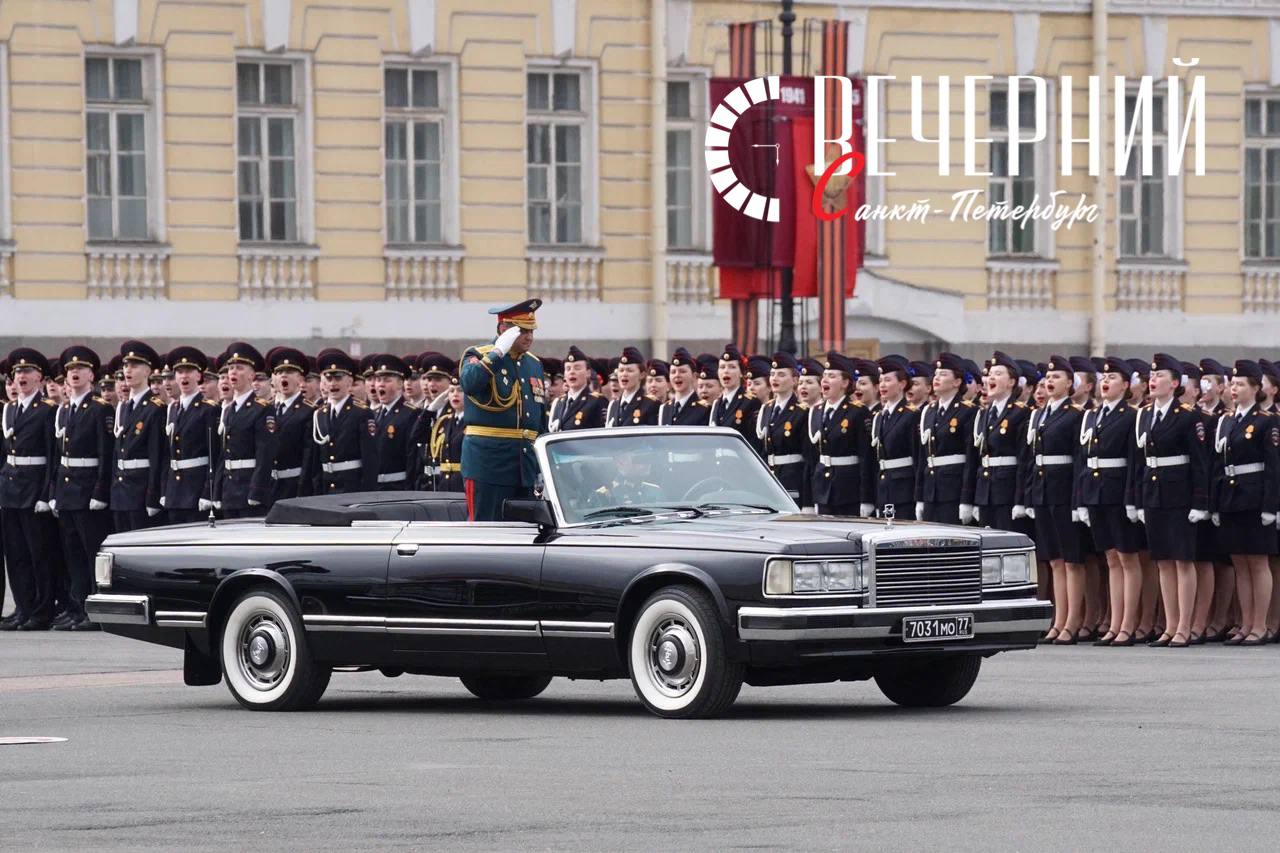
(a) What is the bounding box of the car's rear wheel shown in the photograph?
[628,585,743,718]
[220,589,330,711]
[874,654,981,708]
[459,674,553,701]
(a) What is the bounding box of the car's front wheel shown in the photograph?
[628,585,743,718]
[220,588,330,711]
[874,654,981,708]
[459,674,553,701]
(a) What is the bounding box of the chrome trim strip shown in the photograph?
[540,620,615,638]
[302,615,384,633]
[84,593,150,625]
[385,618,541,637]
[737,598,1052,641]
[154,610,207,628]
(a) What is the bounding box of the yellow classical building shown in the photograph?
[0,0,1277,359]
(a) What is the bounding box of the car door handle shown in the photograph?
[395,544,419,556]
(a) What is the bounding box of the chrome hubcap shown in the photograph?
[237,611,290,691]
[647,616,700,697]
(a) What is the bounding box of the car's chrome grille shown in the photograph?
[871,546,982,607]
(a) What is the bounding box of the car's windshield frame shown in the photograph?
[534,426,799,528]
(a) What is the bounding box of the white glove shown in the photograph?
[492,325,522,357]
[159,496,166,508]
[48,499,57,513]
[1025,507,1037,520]
[89,499,107,511]
[199,499,214,512]
[972,507,981,523]
[859,503,874,518]
[1080,510,1091,527]
[1137,508,1146,524]
[427,393,449,414]
[1188,509,1209,524]
[34,501,51,513]
[1125,505,1139,524]
[958,504,974,524]
[1211,512,1220,527]
[248,499,261,507]
[214,501,222,511]
[1263,512,1277,527]
[1012,505,1027,520]
[146,506,161,517]
[914,502,924,520]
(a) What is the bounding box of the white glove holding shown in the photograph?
[1080,510,1092,527]
[248,499,261,507]
[198,499,215,512]
[972,507,981,523]
[914,502,924,520]
[214,501,223,511]
[427,393,449,414]
[146,506,161,517]
[1188,509,1209,524]
[958,504,974,524]
[48,499,57,513]
[34,501,51,513]
[1211,512,1221,527]
[1137,508,1146,524]
[1012,505,1027,520]
[1263,512,1277,527]
[89,499,107,511]
[859,503,875,518]
[492,325,522,357]
[159,496,166,508]
[1025,507,1037,520]
[1125,505,1139,524]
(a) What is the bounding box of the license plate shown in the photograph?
[901,614,974,643]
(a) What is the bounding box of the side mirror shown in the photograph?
[503,498,556,528]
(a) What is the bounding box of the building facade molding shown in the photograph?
[803,0,1280,17]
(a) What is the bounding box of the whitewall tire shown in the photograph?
[220,589,330,711]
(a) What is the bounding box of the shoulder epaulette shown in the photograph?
[353,400,369,409]
[589,391,601,398]
[473,345,495,355]
[695,400,708,408]
[1013,401,1026,409]
[852,400,865,407]
[1180,403,1194,412]
[1142,403,1153,410]
[151,398,165,406]
[524,353,541,363]
[1069,404,1082,412]
[798,402,809,410]
[304,399,317,408]
[906,404,918,412]
[43,399,56,406]
[92,396,105,404]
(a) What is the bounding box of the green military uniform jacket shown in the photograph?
[459,343,549,487]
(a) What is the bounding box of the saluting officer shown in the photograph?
[370,354,417,490]
[459,299,549,521]
[213,343,278,517]
[660,348,709,426]
[550,346,606,431]
[915,352,979,525]
[160,347,221,523]
[811,352,874,517]
[265,347,316,505]
[110,341,167,532]
[606,347,660,427]
[871,355,921,519]
[0,349,59,631]
[711,344,762,452]
[756,352,810,502]
[312,349,378,494]
[430,373,466,492]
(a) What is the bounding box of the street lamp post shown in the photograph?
[776,0,797,355]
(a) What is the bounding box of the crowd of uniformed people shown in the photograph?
[4,321,1280,649]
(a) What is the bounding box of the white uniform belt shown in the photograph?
[117,458,150,470]
[170,457,209,471]
[6,455,48,466]
[1224,462,1265,476]
[322,460,362,473]
[981,455,1017,468]
[879,457,912,471]
[223,458,256,471]
[769,454,804,466]
[1035,454,1073,466]
[927,454,966,467]
[1146,454,1189,469]
[819,454,858,467]
[376,471,408,484]
[1086,457,1127,469]
[271,467,303,480]
[60,456,100,468]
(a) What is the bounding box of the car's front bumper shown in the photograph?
[85,593,151,625]
[737,598,1052,643]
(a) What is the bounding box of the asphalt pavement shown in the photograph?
[2,628,1279,851]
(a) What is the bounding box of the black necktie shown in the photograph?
[823,406,834,430]
[1155,409,1164,426]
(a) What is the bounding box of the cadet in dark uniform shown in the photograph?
[160,347,221,523]
[0,349,59,630]
[1181,360,1219,643]
[606,347,660,427]
[550,346,606,431]
[409,353,454,490]
[659,347,709,426]
[1134,353,1211,647]
[711,344,762,452]
[430,374,466,492]
[48,346,114,630]
[755,352,810,502]
[311,349,379,494]
[973,353,1030,534]
[1079,357,1143,646]
[214,343,278,517]
[871,355,920,519]
[460,299,549,521]
[266,347,315,505]
[851,358,881,409]
[811,352,874,517]
[694,355,721,408]
[1215,360,1277,646]
[916,352,979,525]
[644,358,671,404]
[746,355,773,405]
[1197,358,1236,641]
[368,354,417,490]
[110,341,167,533]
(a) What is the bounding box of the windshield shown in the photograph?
[542,431,798,525]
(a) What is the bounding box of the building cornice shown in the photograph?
[789,0,1280,18]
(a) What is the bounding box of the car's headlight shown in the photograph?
[95,552,113,588]
[1001,552,1031,584]
[765,558,865,595]
[981,555,1003,585]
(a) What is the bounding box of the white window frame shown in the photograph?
[83,47,166,244]
[1242,88,1280,261]
[234,52,314,245]
[381,56,460,247]
[524,59,599,248]
[1117,82,1183,261]
[0,42,12,244]
[665,68,711,252]
[986,79,1055,260]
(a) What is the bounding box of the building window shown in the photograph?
[236,60,303,242]
[85,56,155,241]
[987,84,1043,256]
[666,75,709,251]
[1118,91,1168,258]
[384,66,449,245]
[1245,94,1280,259]
[526,68,590,245]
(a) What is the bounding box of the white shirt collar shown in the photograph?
[1046,396,1067,415]
[1236,402,1255,419]
[565,385,585,402]
[279,390,302,412]
[936,392,957,410]
[988,394,1010,416]
[329,395,351,414]
[773,393,792,411]
[180,391,200,409]
[882,397,901,415]
[674,390,695,407]
[722,385,740,405]
[383,394,402,411]
[233,388,254,409]
[130,387,150,405]
[620,388,639,405]
[69,390,91,408]
[824,398,840,412]
[18,390,39,409]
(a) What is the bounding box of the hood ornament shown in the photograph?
[883,503,895,529]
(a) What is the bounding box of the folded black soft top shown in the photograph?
[264,491,469,526]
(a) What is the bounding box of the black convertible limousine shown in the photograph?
[87,427,1051,718]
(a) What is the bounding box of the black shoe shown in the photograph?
[17,619,52,631]
[1110,631,1136,647]
[51,619,76,631]
[68,618,100,632]
[51,611,74,627]
[1149,634,1173,648]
